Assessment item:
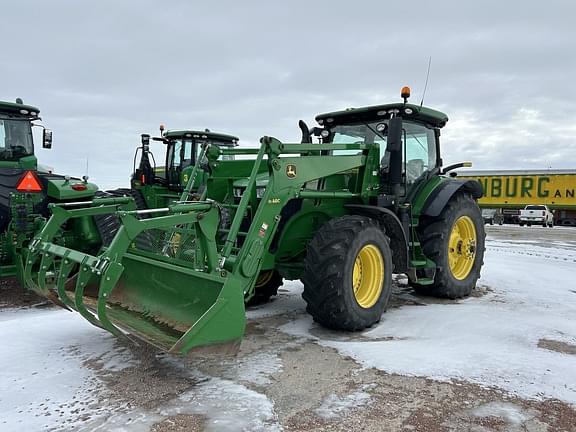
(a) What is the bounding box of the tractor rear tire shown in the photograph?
[246,270,283,306]
[94,188,148,246]
[302,215,393,331]
[412,193,485,299]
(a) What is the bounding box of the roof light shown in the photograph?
[401,86,411,103]
[16,171,42,192]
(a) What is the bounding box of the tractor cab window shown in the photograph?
[166,140,183,187]
[194,139,211,163]
[403,122,437,185]
[330,122,387,155]
[168,138,196,170]
[168,140,182,168]
[0,119,34,160]
[181,138,197,170]
[328,119,438,195]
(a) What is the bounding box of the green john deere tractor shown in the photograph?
[94,128,239,245]
[130,127,238,207]
[0,99,99,286]
[25,88,485,354]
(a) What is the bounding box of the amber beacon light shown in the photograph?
[401,86,411,103]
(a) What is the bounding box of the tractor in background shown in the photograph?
[130,127,238,208]
[94,128,239,245]
[25,87,485,355]
[0,99,99,284]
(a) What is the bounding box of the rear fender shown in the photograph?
[421,179,483,217]
[345,204,408,273]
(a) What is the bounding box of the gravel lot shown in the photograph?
[1,225,575,431]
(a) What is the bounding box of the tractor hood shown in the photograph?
[233,172,269,189]
[42,176,99,200]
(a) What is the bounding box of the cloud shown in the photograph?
[2,0,575,188]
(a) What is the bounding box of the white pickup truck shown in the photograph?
[519,205,554,227]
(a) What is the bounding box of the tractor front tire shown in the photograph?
[412,193,485,299]
[302,216,393,331]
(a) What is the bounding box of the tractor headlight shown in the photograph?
[233,187,244,198]
[233,186,266,199]
[256,186,266,199]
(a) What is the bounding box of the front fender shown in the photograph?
[421,179,483,217]
[345,204,409,272]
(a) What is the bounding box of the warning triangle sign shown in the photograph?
[16,171,43,192]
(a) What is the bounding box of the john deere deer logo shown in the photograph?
[286,164,297,178]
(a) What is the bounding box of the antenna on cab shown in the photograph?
[420,56,432,107]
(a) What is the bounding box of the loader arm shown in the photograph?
[24,137,375,354]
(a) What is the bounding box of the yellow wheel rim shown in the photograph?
[352,244,384,308]
[256,271,274,288]
[448,216,477,280]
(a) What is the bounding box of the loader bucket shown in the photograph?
[95,255,246,354]
[24,199,246,355]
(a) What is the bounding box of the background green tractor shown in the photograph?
[94,128,239,245]
[0,99,99,284]
[25,88,485,354]
[130,127,238,207]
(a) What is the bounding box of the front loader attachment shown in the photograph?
[23,136,371,354]
[24,199,246,354]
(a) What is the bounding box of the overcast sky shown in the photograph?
[2,1,575,189]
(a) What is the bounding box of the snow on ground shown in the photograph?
[0,308,133,432]
[246,284,304,319]
[315,384,374,419]
[469,401,537,426]
[0,308,282,432]
[279,236,576,405]
[85,374,281,432]
[1,228,575,430]
[221,351,284,386]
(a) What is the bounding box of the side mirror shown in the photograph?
[42,129,53,149]
[386,116,403,187]
[298,120,311,144]
[386,117,402,152]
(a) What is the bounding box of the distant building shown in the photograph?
[457,169,576,226]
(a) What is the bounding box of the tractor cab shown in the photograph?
[313,92,448,199]
[162,130,238,190]
[0,99,52,168]
[132,128,238,191]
